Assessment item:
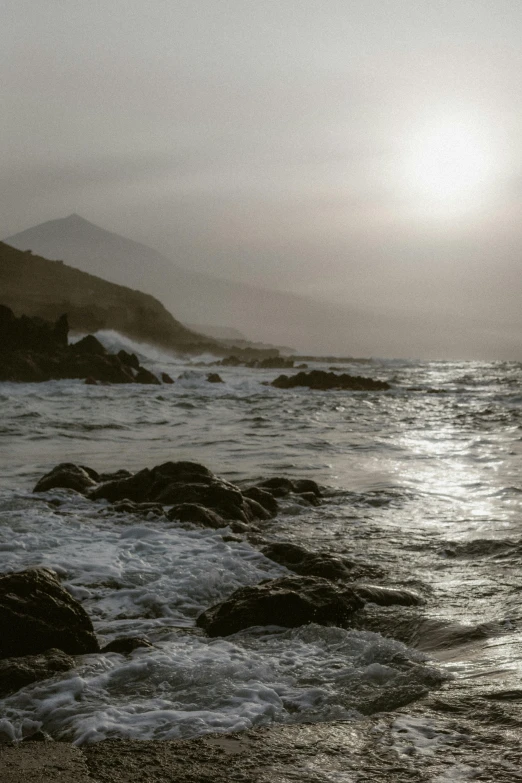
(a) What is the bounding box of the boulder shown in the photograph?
[33,463,98,494]
[261,542,383,582]
[0,648,74,697]
[207,373,224,383]
[271,370,391,391]
[167,503,227,529]
[243,487,279,516]
[354,585,424,607]
[196,575,365,637]
[161,372,174,384]
[135,367,161,385]
[0,568,99,658]
[71,334,106,355]
[155,481,250,522]
[101,637,153,654]
[117,350,140,370]
[90,468,154,503]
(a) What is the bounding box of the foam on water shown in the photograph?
[0,625,438,745]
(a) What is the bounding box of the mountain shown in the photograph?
[0,241,222,354]
[7,214,522,359]
[5,215,371,356]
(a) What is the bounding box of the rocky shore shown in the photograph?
[0,305,172,384]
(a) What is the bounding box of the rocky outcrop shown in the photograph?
[196,575,365,637]
[33,460,277,527]
[0,305,166,384]
[271,370,391,391]
[0,648,74,697]
[261,542,384,582]
[0,568,99,658]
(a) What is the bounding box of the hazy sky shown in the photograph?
[3,1,522,329]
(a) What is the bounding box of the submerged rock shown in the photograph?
[0,568,99,658]
[0,648,74,697]
[33,462,99,494]
[196,575,365,637]
[261,542,383,582]
[101,637,153,655]
[271,370,391,391]
[167,503,227,529]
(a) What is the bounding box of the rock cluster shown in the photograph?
[0,305,172,384]
[8,459,425,704]
[271,369,391,391]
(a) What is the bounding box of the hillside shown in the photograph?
[0,242,221,354]
[5,215,368,356]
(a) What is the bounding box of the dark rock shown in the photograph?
[101,637,153,654]
[243,487,279,516]
[33,463,98,494]
[296,491,321,506]
[271,370,391,391]
[135,367,161,385]
[117,350,140,370]
[220,355,242,367]
[354,585,424,607]
[207,373,224,383]
[58,352,136,383]
[0,648,74,697]
[85,376,98,385]
[155,481,249,522]
[110,500,164,516]
[196,575,365,637]
[98,469,132,482]
[161,372,174,384]
[90,468,154,503]
[293,479,321,497]
[0,306,68,355]
[151,461,214,485]
[0,568,99,658]
[167,503,227,529]
[244,497,272,521]
[71,334,107,355]
[257,477,295,498]
[261,542,373,582]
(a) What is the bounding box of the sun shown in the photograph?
[401,113,495,216]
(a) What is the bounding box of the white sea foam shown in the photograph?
[0,625,436,745]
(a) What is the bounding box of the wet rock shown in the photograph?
[71,334,107,355]
[293,479,321,497]
[0,568,99,658]
[84,376,98,385]
[151,461,214,486]
[90,468,154,503]
[196,575,365,637]
[101,637,153,654]
[243,487,279,516]
[33,463,98,494]
[98,469,133,482]
[167,503,227,529]
[0,648,74,697]
[271,370,391,391]
[117,350,140,370]
[354,584,424,607]
[261,542,381,582]
[244,497,272,521]
[256,477,295,498]
[155,481,250,522]
[161,372,174,384]
[207,373,224,383]
[110,500,164,516]
[134,367,161,385]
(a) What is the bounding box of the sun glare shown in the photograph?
[401,114,496,217]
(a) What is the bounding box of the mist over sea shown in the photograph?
[1,333,522,775]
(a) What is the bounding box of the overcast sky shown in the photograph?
[2,1,522,332]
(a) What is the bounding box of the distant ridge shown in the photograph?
[5,215,372,356]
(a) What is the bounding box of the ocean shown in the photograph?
[1,334,522,776]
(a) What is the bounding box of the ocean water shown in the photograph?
[1,335,522,760]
